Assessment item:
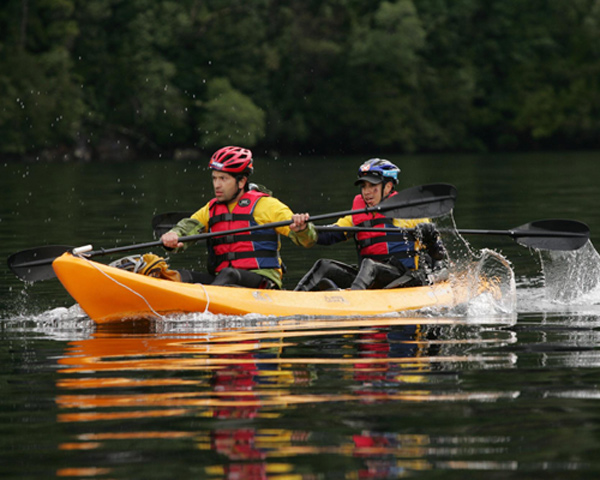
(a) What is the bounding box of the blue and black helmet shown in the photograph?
[354,158,400,186]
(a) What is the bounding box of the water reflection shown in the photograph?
[54,316,518,477]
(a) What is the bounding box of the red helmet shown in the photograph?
[209,146,253,175]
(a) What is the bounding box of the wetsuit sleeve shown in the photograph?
[415,222,447,262]
[394,217,429,251]
[166,203,209,251]
[400,219,447,270]
[316,215,353,245]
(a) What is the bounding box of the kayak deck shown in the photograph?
[52,253,498,324]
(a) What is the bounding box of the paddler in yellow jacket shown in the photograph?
[294,158,447,291]
[161,146,316,289]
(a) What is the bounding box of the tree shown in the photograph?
[0,0,83,156]
[196,77,266,149]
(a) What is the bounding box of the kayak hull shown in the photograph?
[52,253,494,324]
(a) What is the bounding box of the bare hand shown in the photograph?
[161,231,183,249]
[290,213,310,232]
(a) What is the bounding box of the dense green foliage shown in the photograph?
[2,0,600,159]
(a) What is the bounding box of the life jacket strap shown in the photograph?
[214,250,280,264]
[210,232,278,246]
[354,217,396,228]
[357,232,417,248]
[208,212,255,227]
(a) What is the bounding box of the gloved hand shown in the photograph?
[416,222,447,261]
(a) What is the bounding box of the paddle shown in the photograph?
[456,219,590,251]
[8,183,457,283]
[312,219,590,251]
[152,211,193,238]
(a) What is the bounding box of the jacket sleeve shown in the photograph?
[288,223,318,248]
[165,204,210,252]
[254,196,318,248]
[165,218,205,252]
[316,215,353,245]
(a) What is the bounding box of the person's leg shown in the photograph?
[212,267,275,289]
[294,259,357,291]
[350,258,402,290]
[178,269,215,284]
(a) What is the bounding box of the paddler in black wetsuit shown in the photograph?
[294,159,447,291]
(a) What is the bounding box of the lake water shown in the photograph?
[2,152,600,479]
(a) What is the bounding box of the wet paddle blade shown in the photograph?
[513,219,590,251]
[380,183,457,218]
[7,245,73,282]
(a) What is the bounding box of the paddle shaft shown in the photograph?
[89,195,450,256]
[455,228,588,239]
[316,226,589,239]
[13,220,588,275]
[11,189,454,273]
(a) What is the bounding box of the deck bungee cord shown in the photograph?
[79,251,214,319]
[78,253,167,320]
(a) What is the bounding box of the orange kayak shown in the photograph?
[52,253,505,324]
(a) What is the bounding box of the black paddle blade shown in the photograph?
[151,211,193,238]
[7,245,73,282]
[379,183,457,218]
[514,219,590,251]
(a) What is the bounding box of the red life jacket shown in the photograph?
[207,191,280,274]
[351,192,418,269]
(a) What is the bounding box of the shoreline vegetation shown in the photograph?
[2,1,600,162]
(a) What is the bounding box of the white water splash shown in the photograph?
[515,241,600,315]
[541,241,600,302]
[155,310,280,334]
[3,304,94,340]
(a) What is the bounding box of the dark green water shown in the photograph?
[2,152,600,479]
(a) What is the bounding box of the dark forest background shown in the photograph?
[2,0,600,161]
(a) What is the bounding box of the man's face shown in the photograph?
[360,180,391,207]
[212,171,243,203]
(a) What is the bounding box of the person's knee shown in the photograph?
[294,259,334,291]
[213,268,241,286]
[360,258,377,269]
[178,269,214,284]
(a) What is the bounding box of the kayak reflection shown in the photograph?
[55,317,518,478]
